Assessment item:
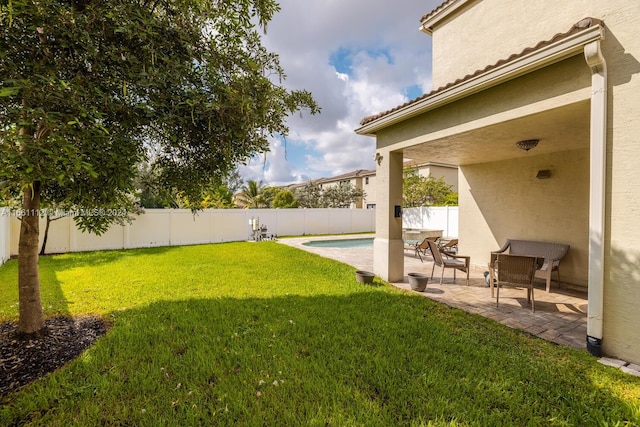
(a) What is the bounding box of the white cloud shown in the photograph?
[239,0,442,186]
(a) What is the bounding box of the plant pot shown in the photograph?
[408,273,429,292]
[355,270,375,284]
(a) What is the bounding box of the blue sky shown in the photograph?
[238,0,443,186]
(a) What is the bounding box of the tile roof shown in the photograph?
[420,0,457,24]
[359,17,603,127]
[316,169,376,183]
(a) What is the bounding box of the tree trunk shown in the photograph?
[17,182,46,335]
[39,214,51,256]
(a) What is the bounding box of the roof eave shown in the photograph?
[356,23,604,137]
[419,0,471,35]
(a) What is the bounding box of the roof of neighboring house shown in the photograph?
[359,17,603,127]
[278,169,376,190]
[316,169,376,184]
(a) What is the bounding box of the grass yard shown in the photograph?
[0,242,639,426]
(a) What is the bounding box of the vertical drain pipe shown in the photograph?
[584,35,607,357]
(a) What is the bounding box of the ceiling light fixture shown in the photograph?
[516,139,539,151]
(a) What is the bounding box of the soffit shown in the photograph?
[402,100,590,166]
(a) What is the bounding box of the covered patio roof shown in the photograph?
[355,18,603,166]
[398,100,590,166]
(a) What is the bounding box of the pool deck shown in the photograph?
[279,234,589,351]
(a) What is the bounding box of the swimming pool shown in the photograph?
[302,237,374,249]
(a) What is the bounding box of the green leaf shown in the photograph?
[0,86,20,97]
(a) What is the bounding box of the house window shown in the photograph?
[339,180,350,187]
[365,177,369,185]
[366,204,376,209]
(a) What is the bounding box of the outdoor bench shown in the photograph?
[491,239,570,292]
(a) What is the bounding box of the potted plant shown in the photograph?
[408,273,429,291]
[355,270,375,284]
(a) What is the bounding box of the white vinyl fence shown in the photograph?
[0,206,458,265]
[402,206,458,238]
[3,208,375,258]
[0,208,10,265]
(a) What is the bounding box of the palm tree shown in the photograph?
[235,180,268,208]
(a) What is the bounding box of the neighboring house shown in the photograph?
[315,169,375,209]
[356,0,639,365]
[403,160,459,193]
[286,162,457,209]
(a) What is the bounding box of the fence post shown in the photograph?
[0,207,9,265]
[446,206,450,238]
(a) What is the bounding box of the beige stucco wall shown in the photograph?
[430,0,594,89]
[362,174,376,208]
[419,165,459,193]
[598,1,640,365]
[459,148,590,286]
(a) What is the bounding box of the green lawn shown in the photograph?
[1,242,639,426]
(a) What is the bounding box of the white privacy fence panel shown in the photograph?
[0,206,455,261]
[5,208,377,257]
[402,206,458,238]
[0,208,10,265]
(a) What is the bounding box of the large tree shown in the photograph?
[271,189,298,208]
[294,181,365,208]
[0,0,318,334]
[403,170,456,208]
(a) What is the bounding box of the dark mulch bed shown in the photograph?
[0,316,108,396]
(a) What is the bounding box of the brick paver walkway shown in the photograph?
[280,235,588,351]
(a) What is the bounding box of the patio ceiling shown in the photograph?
[402,100,591,166]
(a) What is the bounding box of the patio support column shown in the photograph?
[584,39,607,357]
[373,149,404,282]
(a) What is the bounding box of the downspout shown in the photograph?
[584,37,607,357]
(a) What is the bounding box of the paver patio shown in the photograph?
[280,235,588,351]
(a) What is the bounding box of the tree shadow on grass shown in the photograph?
[2,293,638,426]
[0,245,182,319]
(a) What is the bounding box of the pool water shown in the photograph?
[302,237,374,249]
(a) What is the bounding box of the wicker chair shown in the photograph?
[439,238,459,256]
[413,236,439,262]
[427,239,470,285]
[493,254,539,312]
[492,239,569,292]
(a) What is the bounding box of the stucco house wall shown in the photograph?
[418,164,459,193]
[428,0,595,88]
[597,2,640,364]
[361,172,377,208]
[460,148,590,286]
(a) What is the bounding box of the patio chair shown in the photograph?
[494,254,539,312]
[439,238,458,256]
[427,239,470,285]
[413,236,439,262]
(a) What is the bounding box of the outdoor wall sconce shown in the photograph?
[516,139,539,151]
[374,152,383,165]
[536,169,551,179]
